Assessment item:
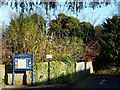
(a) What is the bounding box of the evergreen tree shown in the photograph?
[98,16,120,66]
[80,22,95,43]
[48,13,82,39]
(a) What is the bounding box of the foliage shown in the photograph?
[48,13,97,62]
[48,13,82,39]
[34,62,48,84]
[94,25,103,40]
[3,13,46,64]
[99,16,120,61]
[3,12,101,65]
[47,13,85,62]
[2,32,12,64]
[2,13,85,64]
[34,60,75,85]
[80,22,95,43]
[93,16,120,71]
[47,37,84,62]
[97,66,120,74]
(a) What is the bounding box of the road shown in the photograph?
[72,74,120,88]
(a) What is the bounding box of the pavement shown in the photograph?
[0,84,67,90]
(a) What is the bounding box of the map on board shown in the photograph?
[15,58,26,69]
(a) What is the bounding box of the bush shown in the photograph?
[34,59,75,85]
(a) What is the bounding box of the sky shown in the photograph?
[0,0,119,29]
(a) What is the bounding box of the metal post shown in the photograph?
[48,58,50,84]
[31,52,34,85]
[12,53,15,85]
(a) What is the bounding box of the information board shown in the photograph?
[12,53,34,85]
[15,58,32,70]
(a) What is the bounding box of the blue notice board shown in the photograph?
[12,53,34,85]
[14,53,33,70]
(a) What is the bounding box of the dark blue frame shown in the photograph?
[12,52,34,85]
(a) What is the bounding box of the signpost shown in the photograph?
[12,53,34,85]
[46,55,52,59]
[46,54,52,84]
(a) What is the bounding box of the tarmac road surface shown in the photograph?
[72,74,120,88]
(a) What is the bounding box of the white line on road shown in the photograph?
[99,79,107,85]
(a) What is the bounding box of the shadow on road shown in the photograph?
[71,73,120,88]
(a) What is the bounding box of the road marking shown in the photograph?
[99,79,107,85]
